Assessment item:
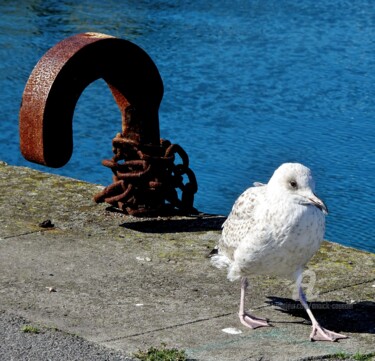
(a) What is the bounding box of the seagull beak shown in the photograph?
[307,193,328,215]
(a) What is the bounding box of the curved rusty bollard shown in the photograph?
[20,32,162,167]
[20,32,198,216]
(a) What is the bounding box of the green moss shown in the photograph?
[353,352,375,361]
[134,343,187,361]
[21,325,40,334]
[329,352,375,361]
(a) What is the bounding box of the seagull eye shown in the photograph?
[289,180,298,189]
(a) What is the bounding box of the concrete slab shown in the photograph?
[0,163,374,360]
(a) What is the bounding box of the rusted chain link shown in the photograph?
[94,133,198,216]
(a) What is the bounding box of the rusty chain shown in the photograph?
[94,133,198,216]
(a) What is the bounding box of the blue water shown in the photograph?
[0,1,374,252]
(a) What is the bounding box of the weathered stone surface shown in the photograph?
[0,163,374,360]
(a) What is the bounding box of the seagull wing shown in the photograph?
[219,185,266,259]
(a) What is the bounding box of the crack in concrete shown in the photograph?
[318,278,375,295]
[100,312,234,342]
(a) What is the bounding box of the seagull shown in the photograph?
[210,163,348,341]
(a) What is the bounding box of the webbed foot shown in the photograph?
[239,312,270,329]
[310,324,348,342]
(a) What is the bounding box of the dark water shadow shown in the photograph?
[266,296,375,334]
[119,213,226,233]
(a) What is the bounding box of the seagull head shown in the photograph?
[268,163,328,215]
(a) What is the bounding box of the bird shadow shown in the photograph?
[117,213,225,233]
[266,296,375,334]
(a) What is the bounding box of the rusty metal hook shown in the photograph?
[19,32,198,216]
[19,32,163,168]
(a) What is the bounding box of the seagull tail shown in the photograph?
[210,251,232,270]
[206,246,218,258]
[210,248,242,282]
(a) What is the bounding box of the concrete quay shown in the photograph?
[0,162,374,360]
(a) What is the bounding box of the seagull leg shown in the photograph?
[296,272,348,342]
[238,277,270,329]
